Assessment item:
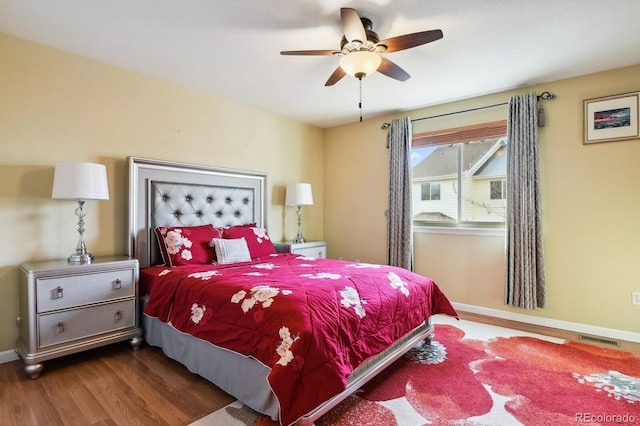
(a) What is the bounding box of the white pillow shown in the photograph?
[210,237,252,264]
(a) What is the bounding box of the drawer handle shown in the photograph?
[112,279,122,290]
[114,309,122,322]
[56,321,64,334]
[54,286,64,299]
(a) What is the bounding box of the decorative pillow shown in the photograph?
[222,225,276,259]
[209,237,252,264]
[154,224,219,266]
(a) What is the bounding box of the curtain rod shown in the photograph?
[380,91,556,129]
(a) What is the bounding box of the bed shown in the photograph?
[127,156,458,426]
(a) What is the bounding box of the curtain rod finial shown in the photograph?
[537,91,556,101]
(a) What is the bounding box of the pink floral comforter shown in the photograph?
[142,253,457,426]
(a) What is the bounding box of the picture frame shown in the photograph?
[584,92,639,144]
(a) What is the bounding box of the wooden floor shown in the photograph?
[0,342,234,426]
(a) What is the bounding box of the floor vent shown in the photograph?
[578,334,620,347]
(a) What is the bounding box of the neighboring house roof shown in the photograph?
[474,144,506,178]
[412,138,506,179]
[413,212,456,222]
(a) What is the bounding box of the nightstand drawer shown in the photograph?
[38,299,136,348]
[292,245,327,258]
[37,268,135,313]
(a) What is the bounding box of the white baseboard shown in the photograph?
[0,348,20,364]
[453,302,640,344]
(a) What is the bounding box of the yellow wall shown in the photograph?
[325,64,640,337]
[0,33,324,353]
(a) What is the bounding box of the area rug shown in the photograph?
[191,319,640,425]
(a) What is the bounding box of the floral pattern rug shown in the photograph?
[191,321,640,426]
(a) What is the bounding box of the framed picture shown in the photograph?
[584,92,639,144]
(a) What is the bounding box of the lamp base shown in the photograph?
[292,205,306,244]
[68,252,94,264]
[68,199,94,264]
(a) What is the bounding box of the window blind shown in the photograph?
[413,120,507,147]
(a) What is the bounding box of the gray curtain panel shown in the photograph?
[387,117,413,270]
[504,93,547,309]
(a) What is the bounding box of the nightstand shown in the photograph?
[274,241,327,258]
[16,255,143,379]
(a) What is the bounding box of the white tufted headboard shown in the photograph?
[127,157,268,268]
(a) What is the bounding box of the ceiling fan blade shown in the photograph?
[280,49,339,56]
[325,66,347,86]
[377,57,410,81]
[341,8,366,43]
[378,29,443,53]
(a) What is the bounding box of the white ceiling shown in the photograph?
[2,0,640,128]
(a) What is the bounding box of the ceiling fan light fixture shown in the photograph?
[339,51,382,79]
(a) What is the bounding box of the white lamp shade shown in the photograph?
[52,161,109,200]
[339,51,382,77]
[285,183,313,206]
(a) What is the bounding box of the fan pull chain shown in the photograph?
[359,76,363,122]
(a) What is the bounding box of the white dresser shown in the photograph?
[16,256,143,378]
[274,241,327,258]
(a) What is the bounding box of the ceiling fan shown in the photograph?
[280,8,443,86]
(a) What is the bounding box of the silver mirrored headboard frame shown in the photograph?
[127,157,268,269]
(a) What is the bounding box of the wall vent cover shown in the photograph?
[578,334,620,347]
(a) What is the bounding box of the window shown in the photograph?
[421,183,440,200]
[412,120,507,227]
[490,179,506,200]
